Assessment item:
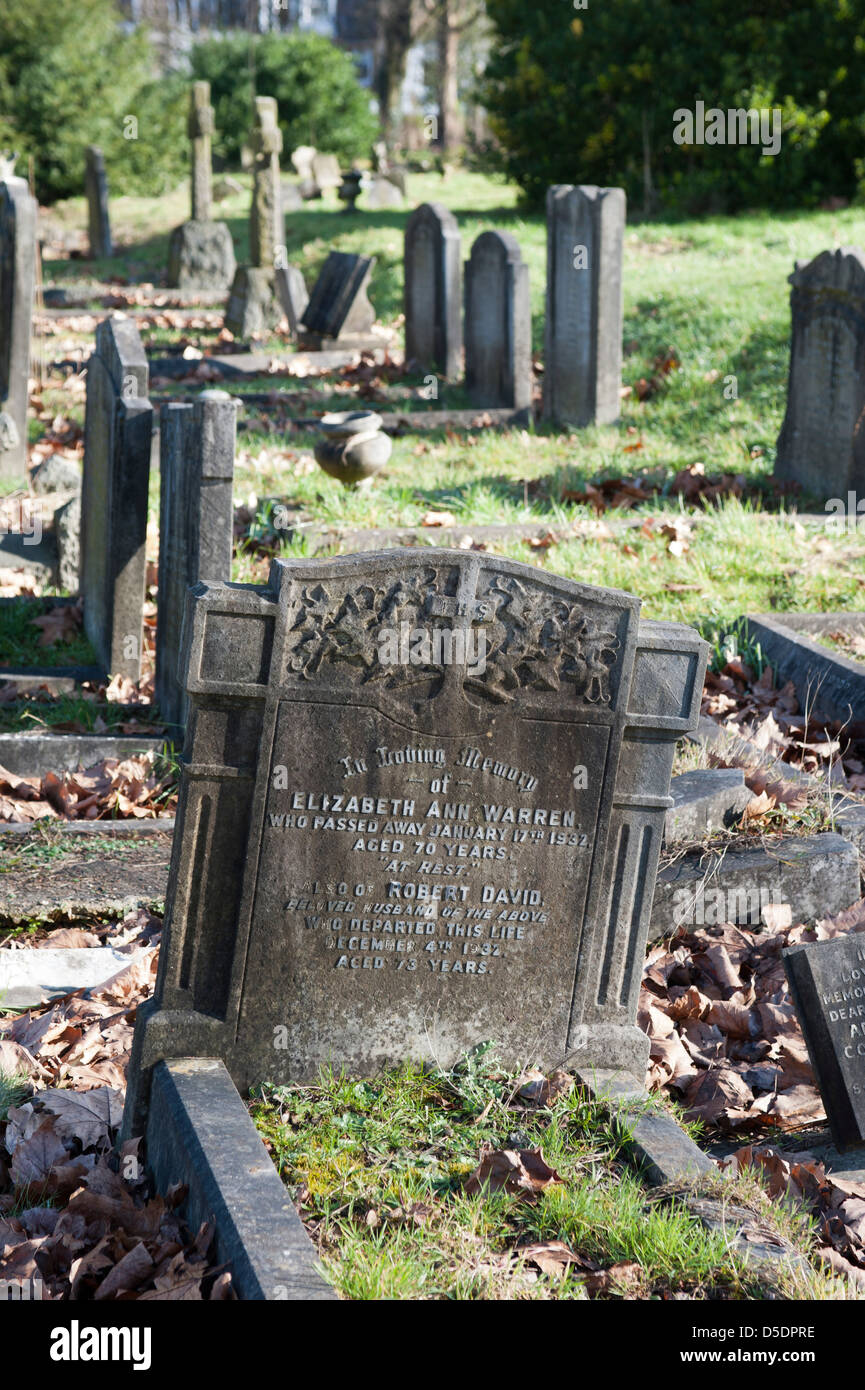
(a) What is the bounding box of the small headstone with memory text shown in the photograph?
[784,934,865,1149]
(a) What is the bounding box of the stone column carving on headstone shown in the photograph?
[168,82,236,293]
[774,248,865,500]
[85,146,112,260]
[542,184,625,427]
[155,389,237,730]
[123,548,706,1134]
[0,159,37,481]
[80,317,152,680]
[224,97,286,339]
[464,230,532,410]
[404,203,461,379]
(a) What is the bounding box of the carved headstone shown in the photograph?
[0,169,36,480]
[224,98,285,339]
[168,82,236,293]
[156,390,237,730]
[464,230,532,410]
[300,251,376,348]
[124,549,706,1132]
[784,935,865,1149]
[774,249,865,499]
[404,203,461,379]
[85,146,112,260]
[80,317,152,679]
[542,185,625,427]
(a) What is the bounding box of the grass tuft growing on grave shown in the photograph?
[0,601,96,672]
[250,1052,831,1300]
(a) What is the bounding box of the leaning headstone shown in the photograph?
[774,249,865,499]
[156,390,237,729]
[291,146,319,200]
[404,203,461,379]
[311,152,341,194]
[784,935,865,1149]
[224,98,285,339]
[124,548,706,1129]
[366,176,403,210]
[0,157,37,481]
[464,230,532,410]
[80,317,152,680]
[168,82,236,293]
[300,251,377,348]
[85,146,112,259]
[542,184,625,427]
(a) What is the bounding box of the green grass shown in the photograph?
[250,1052,837,1301]
[0,692,165,734]
[0,600,96,669]
[0,1069,31,1118]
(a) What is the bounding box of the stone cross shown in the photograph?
[774,248,865,500]
[189,80,215,222]
[464,230,532,410]
[542,184,625,427]
[80,317,152,679]
[404,202,462,379]
[0,170,37,480]
[155,389,237,730]
[250,96,283,269]
[85,146,112,259]
[123,548,706,1132]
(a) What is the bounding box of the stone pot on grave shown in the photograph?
[338,169,363,214]
[313,410,392,487]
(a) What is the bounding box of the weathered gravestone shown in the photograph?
[366,176,403,210]
[774,248,865,499]
[224,98,285,338]
[80,317,152,680]
[275,264,309,340]
[0,159,36,481]
[155,389,237,730]
[404,203,461,379]
[124,548,707,1131]
[464,230,532,410]
[168,82,236,293]
[543,184,625,427]
[85,146,112,260]
[300,251,377,349]
[312,152,341,194]
[784,936,865,1150]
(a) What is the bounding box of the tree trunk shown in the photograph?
[437,0,463,150]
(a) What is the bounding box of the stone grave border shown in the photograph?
[746,611,865,723]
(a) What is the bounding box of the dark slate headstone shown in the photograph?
[124,549,706,1131]
[300,251,376,346]
[774,248,865,499]
[464,230,532,410]
[0,172,36,481]
[784,935,865,1149]
[404,203,461,379]
[155,389,237,730]
[543,184,625,427]
[85,146,112,260]
[80,317,152,679]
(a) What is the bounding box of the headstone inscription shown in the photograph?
[168,82,236,293]
[542,184,625,427]
[155,389,237,729]
[404,203,461,379]
[80,317,152,680]
[464,230,532,410]
[123,549,707,1132]
[784,935,865,1150]
[224,98,285,338]
[299,251,377,348]
[85,146,112,260]
[0,161,36,481]
[774,248,865,499]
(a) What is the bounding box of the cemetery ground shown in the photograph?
[4,169,865,1309]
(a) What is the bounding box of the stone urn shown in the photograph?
[338,168,362,213]
[313,410,392,487]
